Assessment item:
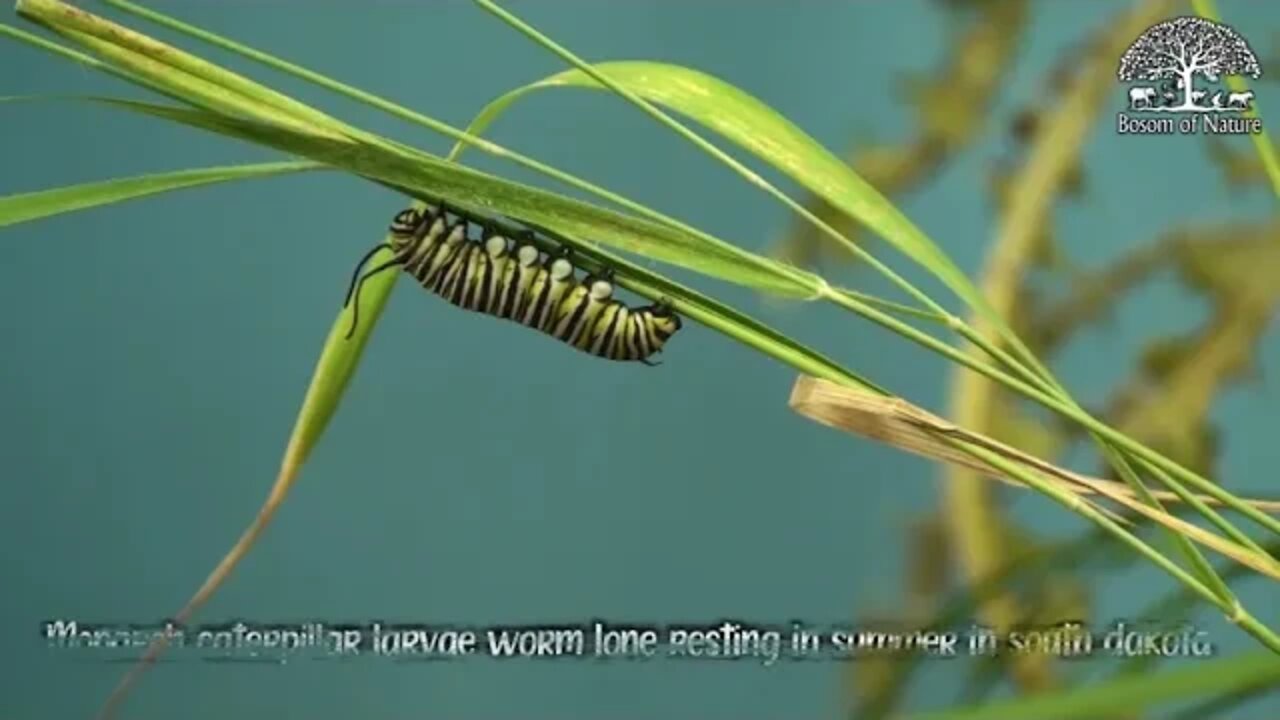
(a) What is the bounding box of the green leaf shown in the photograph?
[54,95,823,300]
[902,651,1280,720]
[0,157,320,228]
[96,241,400,720]
[452,59,982,316]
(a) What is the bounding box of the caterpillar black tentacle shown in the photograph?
[343,204,683,363]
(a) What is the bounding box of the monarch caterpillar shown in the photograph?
[342,205,683,365]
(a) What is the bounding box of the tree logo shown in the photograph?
[1116,16,1263,136]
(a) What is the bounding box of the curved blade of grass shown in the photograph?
[901,651,1280,720]
[0,155,320,228]
[458,10,1056,377]
[1171,681,1280,720]
[452,55,969,308]
[97,241,398,720]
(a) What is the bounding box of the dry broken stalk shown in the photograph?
[788,375,1280,583]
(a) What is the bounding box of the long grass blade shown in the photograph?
[0,157,320,228]
[96,243,397,719]
[451,61,960,284]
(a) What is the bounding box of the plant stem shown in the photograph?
[1191,0,1280,199]
[940,435,1280,654]
[90,0,1270,546]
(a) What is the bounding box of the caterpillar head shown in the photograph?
[389,206,446,255]
[388,207,425,236]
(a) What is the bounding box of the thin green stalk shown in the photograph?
[950,278,1240,598]
[947,321,1228,529]
[955,318,1240,599]
[1136,456,1271,557]
[1191,0,1280,200]
[0,158,320,226]
[836,289,951,325]
[1098,443,1235,605]
[937,434,1280,654]
[1107,539,1280,682]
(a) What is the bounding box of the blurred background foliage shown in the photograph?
[769,1,1280,717]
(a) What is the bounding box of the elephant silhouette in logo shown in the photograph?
[1128,86,1158,109]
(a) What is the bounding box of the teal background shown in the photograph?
[2,1,1277,718]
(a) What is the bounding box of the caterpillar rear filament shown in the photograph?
[343,205,682,365]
